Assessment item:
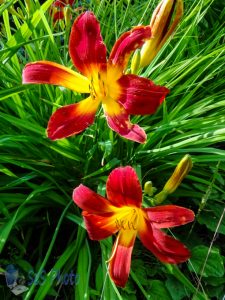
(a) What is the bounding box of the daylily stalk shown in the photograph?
[154,154,192,204]
[139,0,183,67]
[73,166,195,287]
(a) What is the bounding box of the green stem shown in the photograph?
[130,269,150,300]
[165,264,208,300]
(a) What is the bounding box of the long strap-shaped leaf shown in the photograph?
[1,0,54,63]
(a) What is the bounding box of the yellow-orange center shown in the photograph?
[89,72,108,101]
[113,206,145,232]
[88,65,122,111]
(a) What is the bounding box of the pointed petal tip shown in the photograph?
[72,183,114,214]
[145,205,195,229]
[104,106,147,143]
[139,222,192,264]
[22,61,89,93]
[69,10,107,75]
[47,97,99,140]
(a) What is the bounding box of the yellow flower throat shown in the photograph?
[115,207,141,231]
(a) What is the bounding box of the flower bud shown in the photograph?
[131,49,141,74]
[25,0,31,13]
[163,154,192,194]
[144,181,153,195]
[64,6,71,27]
[140,0,183,67]
[153,154,192,204]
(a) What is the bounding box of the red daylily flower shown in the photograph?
[23,11,169,143]
[73,166,194,287]
[52,0,74,22]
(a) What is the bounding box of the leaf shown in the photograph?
[198,203,225,235]
[82,158,120,179]
[165,276,191,300]
[0,86,31,101]
[95,265,103,292]
[206,285,225,299]
[75,241,90,300]
[188,245,224,277]
[204,276,225,287]
[148,280,172,300]
[1,0,54,63]
[131,259,148,286]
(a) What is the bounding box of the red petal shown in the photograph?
[22,61,89,93]
[139,220,191,263]
[52,0,73,7]
[109,230,136,287]
[82,211,118,240]
[73,184,115,214]
[106,166,142,207]
[118,75,170,115]
[47,97,100,140]
[145,205,195,229]
[53,11,64,21]
[52,0,66,7]
[109,26,151,70]
[103,102,146,143]
[69,11,107,76]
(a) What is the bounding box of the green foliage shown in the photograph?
[189,246,224,278]
[0,0,224,299]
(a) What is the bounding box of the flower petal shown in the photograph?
[22,61,89,93]
[69,11,107,76]
[52,0,68,7]
[52,0,74,7]
[53,11,64,21]
[106,166,143,207]
[73,184,115,214]
[139,220,191,263]
[109,26,151,70]
[103,101,146,143]
[47,96,100,140]
[145,205,195,229]
[118,74,170,115]
[82,211,118,240]
[109,230,136,287]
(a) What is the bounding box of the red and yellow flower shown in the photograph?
[73,166,194,287]
[22,11,169,143]
[51,0,74,22]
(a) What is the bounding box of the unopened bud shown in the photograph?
[144,181,153,195]
[25,0,31,12]
[64,6,71,27]
[140,0,183,67]
[163,154,192,194]
[131,49,141,74]
[153,154,192,204]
